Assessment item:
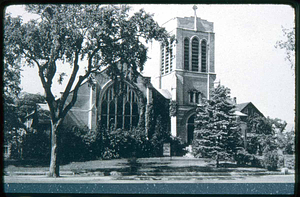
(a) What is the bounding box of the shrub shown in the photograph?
[21,129,50,161]
[234,150,252,166]
[284,155,295,169]
[100,128,153,159]
[250,155,264,167]
[170,136,187,156]
[234,150,263,167]
[263,150,280,171]
[59,126,95,163]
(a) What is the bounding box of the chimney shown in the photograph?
[233,97,237,104]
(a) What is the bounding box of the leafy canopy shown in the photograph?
[275,26,295,69]
[4,4,172,123]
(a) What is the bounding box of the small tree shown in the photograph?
[245,114,273,155]
[193,85,243,167]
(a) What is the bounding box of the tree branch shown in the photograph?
[59,46,100,119]
[59,50,80,113]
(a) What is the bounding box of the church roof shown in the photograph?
[177,17,214,32]
[156,89,172,99]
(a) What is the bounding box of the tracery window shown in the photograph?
[184,38,190,70]
[191,37,199,71]
[201,40,207,72]
[100,83,139,130]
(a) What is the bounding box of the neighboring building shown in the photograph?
[234,101,265,149]
[235,102,264,121]
[63,6,216,144]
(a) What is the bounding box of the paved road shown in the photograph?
[3,174,295,183]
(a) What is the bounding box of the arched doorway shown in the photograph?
[187,114,195,144]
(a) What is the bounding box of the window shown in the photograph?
[184,38,189,70]
[191,37,199,71]
[165,45,170,74]
[201,40,207,72]
[188,90,202,104]
[100,83,139,130]
[161,46,165,75]
[161,43,174,75]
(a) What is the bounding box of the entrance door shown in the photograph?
[187,114,195,144]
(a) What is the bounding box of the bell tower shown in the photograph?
[158,6,217,143]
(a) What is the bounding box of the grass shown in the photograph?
[4,156,274,176]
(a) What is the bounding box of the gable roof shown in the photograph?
[236,102,251,112]
[236,102,264,117]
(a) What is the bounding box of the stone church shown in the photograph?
[64,8,216,144]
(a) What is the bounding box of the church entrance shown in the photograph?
[187,114,195,144]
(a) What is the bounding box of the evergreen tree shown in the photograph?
[192,85,243,167]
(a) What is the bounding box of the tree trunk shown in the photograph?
[49,122,60,177]
[216,154,219,168]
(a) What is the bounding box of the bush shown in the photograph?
[170,136,187,156]
[234,150,263,167]
[263,150,280,171]
[234,150,253,166]
[250,155,264,167]
[100,128,153,159]
[21,129,50,161]
[59,126,95,163]
[284,155,295,169]
[97,127,186,159]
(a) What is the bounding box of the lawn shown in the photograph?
[4,156,276,176]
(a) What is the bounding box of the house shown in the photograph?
[234,101,265,149]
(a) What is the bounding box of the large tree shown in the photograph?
[4,4,171,177]
[3,15,23,147]
[192,85,243,167]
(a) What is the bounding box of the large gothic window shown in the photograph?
[184,38,190,70]
[100,83,139,130]
[201,40,207,72]
[191,37,199,71]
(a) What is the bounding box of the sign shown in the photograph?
[163,143,171,157]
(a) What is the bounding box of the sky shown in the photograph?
[5,4,295,125]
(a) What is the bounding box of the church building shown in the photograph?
[63,6,216,144]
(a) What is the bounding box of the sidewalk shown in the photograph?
[3,174,295,183]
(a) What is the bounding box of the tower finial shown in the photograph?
[193,5,198,17]
[192,5,198,31]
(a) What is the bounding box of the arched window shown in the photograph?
[201,40,207,72]
[184,38,189,70]
[191,37,199,71]
[100,83,139,131]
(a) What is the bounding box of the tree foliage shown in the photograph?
[245,115,288,155]
[192,85,243,167]
[4,5,171,177]
[275,26,295,69]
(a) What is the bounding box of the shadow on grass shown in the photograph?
[4,159,50,168]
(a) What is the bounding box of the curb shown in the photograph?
[5,170,294,177]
